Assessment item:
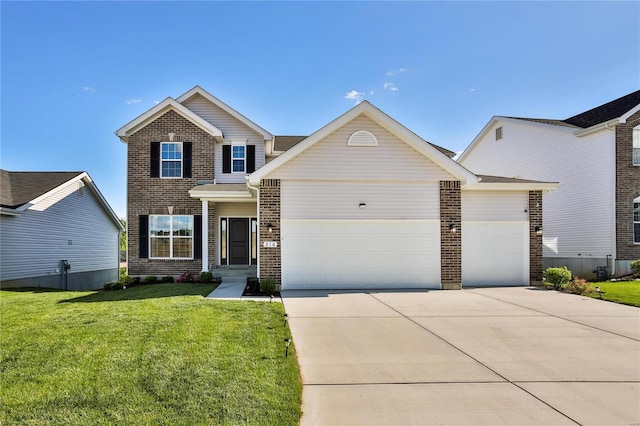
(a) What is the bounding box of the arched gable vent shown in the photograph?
[348,130,378,147]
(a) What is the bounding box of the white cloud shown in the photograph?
[344,90,365,105]
[385,67,407,77]
[82,86,96,94]
[126,98,142,105]
[383,82,398,93]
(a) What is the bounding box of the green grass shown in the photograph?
[0,284,301,425]
[586,280,640,307]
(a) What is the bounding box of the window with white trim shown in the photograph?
[232,144,245,173]
[161,142,183,177]
[634,196,640,244]
[633,127,640,166]
[149,215,194,258]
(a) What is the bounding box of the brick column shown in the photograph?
[259,179,281,285]
[440,181,461,290]
[529,191,543,284]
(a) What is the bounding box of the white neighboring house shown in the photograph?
[0,170,124,290]
[458,90,640,278]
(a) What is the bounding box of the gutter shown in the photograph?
[573,118,620,137]
[0,207,22,216]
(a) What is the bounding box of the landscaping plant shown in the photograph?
[544,266,572,291]
[260,278,276,295]
[564,277,594,295]
[631,259,640,277]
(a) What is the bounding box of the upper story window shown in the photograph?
[232,145,246,173]
[633,127,639,166]
[161,142,183,177]
[149,215,194,259]
[634,196,640,244]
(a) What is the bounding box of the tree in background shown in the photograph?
[119,218,126,261]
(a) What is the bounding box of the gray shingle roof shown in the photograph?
[0,170,83,209]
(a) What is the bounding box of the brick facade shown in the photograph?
[259,179,281,285]
[127,110,216,276]
[440,181,461,290]
[529,191,543,284]
[615,110,640,261]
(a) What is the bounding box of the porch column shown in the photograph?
[201,200,209,272]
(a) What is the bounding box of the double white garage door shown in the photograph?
[279,182,529,290]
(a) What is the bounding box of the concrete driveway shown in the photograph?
[282,287,640,425]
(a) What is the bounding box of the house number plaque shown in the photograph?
[263,241,278,248]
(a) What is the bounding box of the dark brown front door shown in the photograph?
[229,218,249,265]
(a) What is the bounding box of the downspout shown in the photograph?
[246,177,261,278]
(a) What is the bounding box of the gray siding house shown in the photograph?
[0,170,124,290]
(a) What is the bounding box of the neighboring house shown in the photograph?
[0,170,124,290]
[458,90,640,278]
[116,86,557,290]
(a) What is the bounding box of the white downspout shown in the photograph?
[246,177,260,278]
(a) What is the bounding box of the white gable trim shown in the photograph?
[115,98,223,143]
[249,101,477,185]
[620,103,640,123]
[177,86,273,141]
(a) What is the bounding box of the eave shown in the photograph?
[188,183,256,203]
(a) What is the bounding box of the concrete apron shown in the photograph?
[282,287,640,426]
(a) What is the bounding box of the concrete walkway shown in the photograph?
[282,287,640,425]
[205,277,280,302]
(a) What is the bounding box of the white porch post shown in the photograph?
[201,200,209,272]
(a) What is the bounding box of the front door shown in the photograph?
[229,218,249,265]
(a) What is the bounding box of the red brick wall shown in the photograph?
[529,191,543,283]
[615,110,640,261]
[440,181,461,289]
[126,110,216,276]
[259,179,281,285]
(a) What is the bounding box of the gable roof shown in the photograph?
[249,101,477,186]
[176,86,273,141]
[0,170,124,231]
[115,97,223,143]
[273,136,307,152]
[564,90,640,128]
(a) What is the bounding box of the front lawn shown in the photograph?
[586,280,640,307]
[0,284,301,425]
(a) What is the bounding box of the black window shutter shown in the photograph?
[246,145,256,173]
[222,145,231,173]
[194,215,202,259]
[139,215,149,259]
[183,142,192,178]
[150,142,160,178]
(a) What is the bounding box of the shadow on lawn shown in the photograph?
[57,283,216,304]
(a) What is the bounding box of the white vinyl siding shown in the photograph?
[460,119,615,258]
[270,115,454,182]
[0,181,120,281]
[281,181,440,220]
[181,94,265,183]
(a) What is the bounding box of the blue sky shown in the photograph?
[2,1,639,219]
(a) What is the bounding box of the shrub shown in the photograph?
[119,267,127,282]
[161,276,174,283]
[175,272,197,283]
[143,276,158,284]
[544,266,572,291]
[198,271,214,283]
[631,259,640,277]
[260,278,276,295]
[103,283,113,291]
[112,282,124,290]
[564,277,594,295]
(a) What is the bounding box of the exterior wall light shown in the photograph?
[359,203,366,209]
[534,226,542,235]
[267,223,273,233]
[449,223,457,233]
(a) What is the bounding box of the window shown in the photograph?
[495,126,503,141]
[633,127,640,166]
[149,215,193,258]
[232,145,245,173]
[161,142,183,177]
[634,197,640,244]
[220,218,227,264]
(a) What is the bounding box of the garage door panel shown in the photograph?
[463,222,529,287]
[282,220,441,289]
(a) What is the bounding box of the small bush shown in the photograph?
[631,259,640,277]
[564,277,594,295]
[544,266,572,291]
[161,276,174,283]
[119,267,127,283]
[198,272,214,283]
[175,272,197,283]
[143,276,158,284]
[260,278,276,295]
[103,283,113,291]
[112,282,124,290]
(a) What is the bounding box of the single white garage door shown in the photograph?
[462,222,529,287]
[281,220,441,289]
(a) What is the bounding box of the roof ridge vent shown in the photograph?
[348,130,378,147]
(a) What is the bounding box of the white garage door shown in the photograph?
[462,222,529,287]
[281,220,441,289]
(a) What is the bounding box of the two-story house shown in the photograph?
[117,86,558,290]
[458,90,640,279]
